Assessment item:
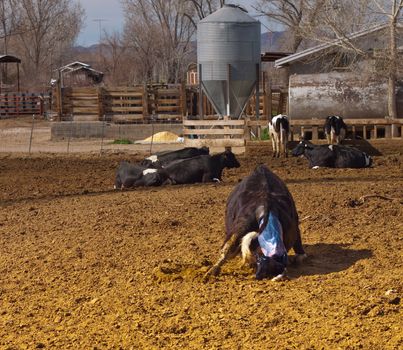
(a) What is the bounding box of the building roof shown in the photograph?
[275,22,402,68]
[0,55,21,63]
[261,52,292,62]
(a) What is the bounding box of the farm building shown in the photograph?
[274,22,403,119]
[57,61,104,87]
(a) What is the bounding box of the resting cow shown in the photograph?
[292,140,372,168]
[324,115,347,144]
[114,161,170,189]
[163,150,240,185]
[204,165,306,281]
[269,114,290,158]
[141,146,209,167]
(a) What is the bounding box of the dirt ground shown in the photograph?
[0,138,402,349]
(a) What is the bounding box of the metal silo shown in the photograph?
[197,4,261,119]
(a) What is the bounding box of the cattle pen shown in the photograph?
[0,138,402,349]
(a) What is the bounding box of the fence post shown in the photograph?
[28,114,35,154]
[100,114,106,155]
[67,114,73,153]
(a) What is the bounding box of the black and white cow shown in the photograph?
[292,140,372,169]
[114,161,170,189]
[141,146,209,167]
[163,150,240,185]
[269,114,290,158]
[324,115,347,144]
[204,165,306,281]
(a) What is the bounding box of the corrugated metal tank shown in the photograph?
[197,4,261,119]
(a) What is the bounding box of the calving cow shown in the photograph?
[163,150,240,184]
[292,140,372,169]
[269,114,290,158]
[141,146,209,167]
[204,165,306,282]
[114,161,170,189]
[324,115,347,144]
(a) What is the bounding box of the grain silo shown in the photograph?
[197,4,261,119]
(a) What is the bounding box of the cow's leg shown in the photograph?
[203,234,238,282]
[271,136,276,158]
[293,230,307,264]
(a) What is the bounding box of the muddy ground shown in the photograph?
[0,140,402,349]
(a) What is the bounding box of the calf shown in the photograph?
[324,115,347,144]
[141,146,209,167]
[163,150,240,185]
[269,114,290,158]
[204,165,306,281]
[114,161,169,189]
[292,140,372,168]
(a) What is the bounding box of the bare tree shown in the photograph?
[100,31,131,85]
[184,0,225,27]
[16,0,85,86]
[122,0,197,84]
[253,0,327,52]
[0,0,22,54]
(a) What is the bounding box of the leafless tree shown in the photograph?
[184,0,225,27]
[122,0,197,84]
[16,0,85,86]
[100,31,131,85]
[253,0,327,52]
[0,0,22,54]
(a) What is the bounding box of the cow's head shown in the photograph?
[222,150,241,168]
[291,140,313,157]
[200,146,210,155]
[255,254,286,280]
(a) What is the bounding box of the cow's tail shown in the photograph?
[241,231,259,265]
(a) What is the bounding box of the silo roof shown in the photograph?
[200,4,258,24]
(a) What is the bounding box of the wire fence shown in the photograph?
[0,115,185,155]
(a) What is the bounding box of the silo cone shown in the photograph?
[197,4,261,119]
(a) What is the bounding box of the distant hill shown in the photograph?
[73,31,287,54]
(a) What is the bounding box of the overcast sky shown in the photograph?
[77,0,272,46]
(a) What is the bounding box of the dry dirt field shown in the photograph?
[0,139,402,349]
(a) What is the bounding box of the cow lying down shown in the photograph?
[141,146,209,167]
[292,140,372,169]
[204,165,307,282]
[114,150,240,189]
[114,162,170,189]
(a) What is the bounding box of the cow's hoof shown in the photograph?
[295,253,308,265]
[203,266,220,282]
[271,271,289,282]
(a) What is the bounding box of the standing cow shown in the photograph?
[324,115,347,144]
[269,114,290,158]
[204,165,306,281]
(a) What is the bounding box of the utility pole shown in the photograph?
[93,18,107,62]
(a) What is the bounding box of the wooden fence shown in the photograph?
[183,117,246,148]
[55,84,288,122]
[246,118,403,140]
[180,118,403,150]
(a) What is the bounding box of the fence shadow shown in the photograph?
[288,243,372,278]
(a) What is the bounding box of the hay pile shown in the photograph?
[136,131,184,144]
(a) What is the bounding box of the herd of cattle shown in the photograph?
[114,115,373,281]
